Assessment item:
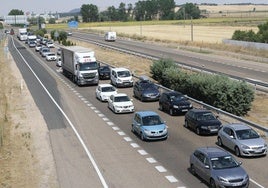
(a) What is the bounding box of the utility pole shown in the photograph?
[191,17,193,42]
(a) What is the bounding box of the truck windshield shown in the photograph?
[79,62,98,71]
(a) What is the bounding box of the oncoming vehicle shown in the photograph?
[217,123,267,157]
[190,147,249,188]
[105,31,116,41]
[132,111,168,141]
[108,93,134,114]
[95,84,117,102]
[184,109,222,135]
[110,67,133,88]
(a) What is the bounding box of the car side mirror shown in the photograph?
[204,165,210,169]
[230,135,235,139]
[238,161,242,166]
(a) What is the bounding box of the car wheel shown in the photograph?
[169,108,174,116]
[235,146,241,157]
[184,120,189,128]
[210,179,216,188]
[217,137,223,146]
[190,164,196,176]
[159,104,163,111]
[141,132,146,141]
[196,127,201,135]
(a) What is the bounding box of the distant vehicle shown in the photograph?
[10,28,14,35]
[27,35,37,45]
[18,28,27,41]
[95,84,117,102]
[67,31,72,36]
[159,91,192,115]
[35,44,42,52]
[98,65,111,80]
[46,41,54,48]
[110,67,133,88]
[28,41,36,48]
[45,52,57,61]
[4,29,10,34]
[56,57,62,67]
[217,123,267,157]
[40,47,50,57]
[57,48,61,55]
[185,109,222,135]
[133,76,160,102]
[41,38,48,45]
[190,147,249,188]
[108,93,134,114]
[105,31,116,41]
[132,111,168,141]
[61,46,99,86]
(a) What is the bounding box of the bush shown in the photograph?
[150,58,254,116]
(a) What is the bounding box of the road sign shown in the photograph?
[68,21,78,28]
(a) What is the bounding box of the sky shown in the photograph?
[1,0,268,16]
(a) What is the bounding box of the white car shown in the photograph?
[46,52,57,61]
[108,93,135,113]
[46,41,54,48]
[95,84,117,102]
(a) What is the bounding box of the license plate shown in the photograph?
[182,109,188,112]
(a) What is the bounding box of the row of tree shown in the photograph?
[232,21,268,43]
[150,58,254,116]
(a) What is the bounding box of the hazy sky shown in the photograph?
[1,0,267,16]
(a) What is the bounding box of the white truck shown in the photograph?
[61,46,99,86]
[18,28,28,41]
[105,31,116,41]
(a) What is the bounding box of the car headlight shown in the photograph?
[173,105,179,109]
[189,104,193,108]
[144,129,150,134]
[163,127,168,133]
[218,176,229,183]
[201,126,208,130]
[114,105,120,108]
[117,79,123,83]
[241,145,250,149]
[264,143,267,147]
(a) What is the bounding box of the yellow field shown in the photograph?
[87,25,258,43]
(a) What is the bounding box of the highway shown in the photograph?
[8,35,268,188]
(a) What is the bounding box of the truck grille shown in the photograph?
[82,73,96,79]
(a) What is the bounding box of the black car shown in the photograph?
[184,109,222,135]
[98,65,111,80]
[133,77,160,102]
[159,91,192,115]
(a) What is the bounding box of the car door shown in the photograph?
[96,86,101,99]
[221,127,235,149]
[187,111,196,129]
[108,95,114,109]
[133,82,140,97]
[133,114,141,133]
[161,94,169,111]
[111,70,116,85]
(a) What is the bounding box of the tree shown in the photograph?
[175,3,201,20]
[118,3,127,21]
[158,0,176,20]
[80,4,99,22]
[8,9,24,15]
[48,18,56,24]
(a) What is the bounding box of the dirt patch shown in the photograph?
[0,39,58,188]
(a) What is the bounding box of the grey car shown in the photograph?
[190,147,249,188]
[217,123,267,157]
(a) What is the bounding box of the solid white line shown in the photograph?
[250,178,265,188]
[13,39,108,188]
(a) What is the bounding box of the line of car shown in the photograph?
[95,64,267,188]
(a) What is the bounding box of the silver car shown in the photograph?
[190,147,249,188]
[217,123,267,157]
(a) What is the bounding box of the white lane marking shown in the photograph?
[87,103,92,107]
[13,39,108,188]
[112,126,119,131]
[130,143,139,148]
[117,131,125,136]
[102,117,109,121]
[90,106,96,110]
[98,114,105,117]
[155,166,167,172]
[94,110,100,113]
[123,137,132,142]
[250,178,265,188]
[165,176,178,183]
[146,157,157,163]
[83,100,89,104]
[107,122,114,126]
[138,150,148,155]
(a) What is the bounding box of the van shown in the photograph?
[105,31,116,41]
[110,67,133,87]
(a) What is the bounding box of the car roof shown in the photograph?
[226,123,250,131]
[163,91,183,96]
[98,84,113,87]
[189,108,211,113]
[135,111,159,117]
[113,93,128,97]
[197,147,229,158]
[112,67,130,71]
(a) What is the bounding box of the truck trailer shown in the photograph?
[61,46,99,86]
[18,28,28,41]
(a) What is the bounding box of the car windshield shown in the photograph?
[142,115,163,126]
[114,96,130,102]
[170,94,185,101]
[141,82,158,90]
[79,62,98,70]
[211,155,239,169]
[197,113,216,121]
[236,129,259,140]
[117,71,130,77]
[101,86,116,92]
[99,66,110,71]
